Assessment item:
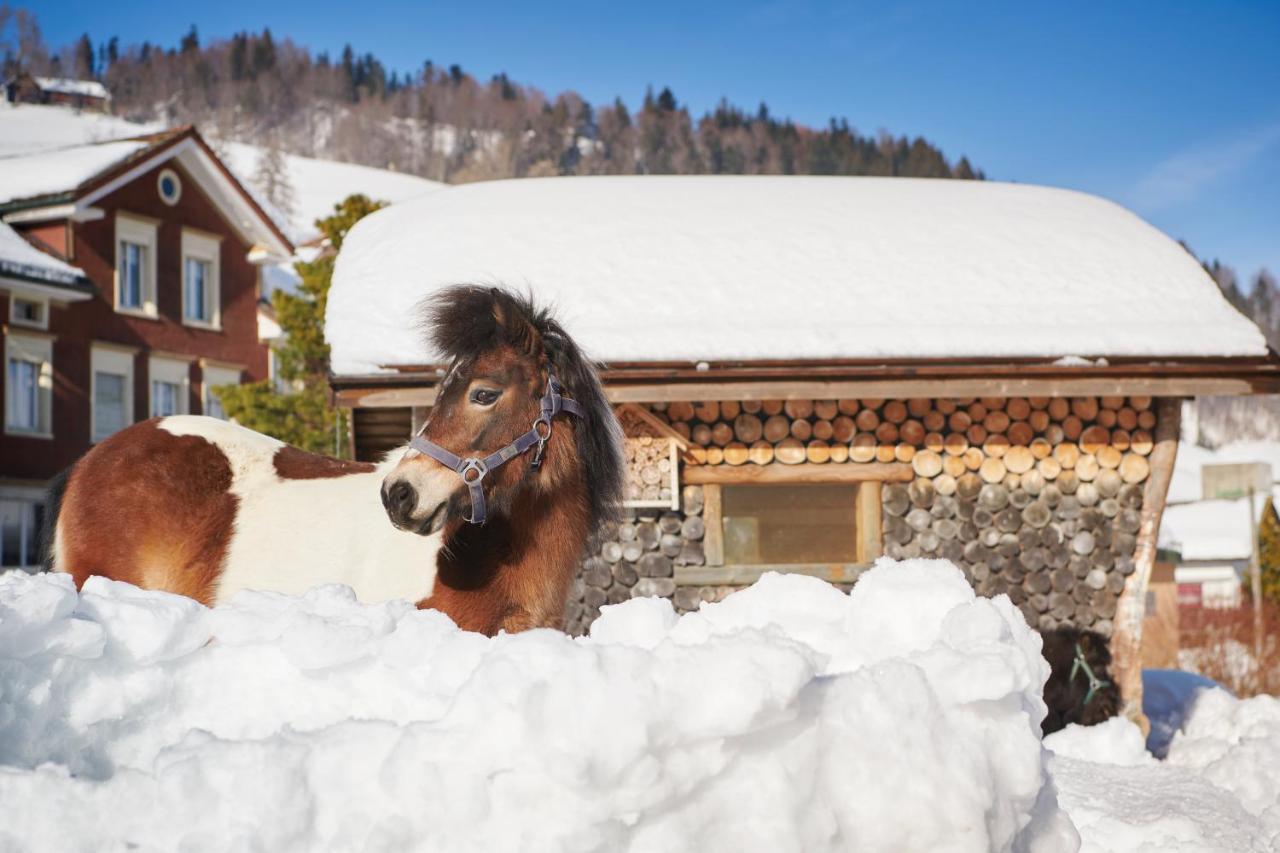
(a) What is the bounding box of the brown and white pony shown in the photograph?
[45,286,624,635]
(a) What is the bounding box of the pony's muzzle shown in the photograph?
[381,472,449,535]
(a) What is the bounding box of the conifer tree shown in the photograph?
[253,140,296,223]
[1257,497,1280,606]
[213,195,384,454]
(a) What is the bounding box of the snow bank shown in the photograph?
[1046,689,1280,851]
[326,175,1266,375]
[0,560,1077,852]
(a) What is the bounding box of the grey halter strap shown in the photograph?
[408,374,585,524]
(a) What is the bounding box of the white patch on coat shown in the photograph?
[158,416,439,605]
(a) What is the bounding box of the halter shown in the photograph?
[409,373,585,524]
[1070,642,1111,708]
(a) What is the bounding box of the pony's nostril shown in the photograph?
[385,481,416,517]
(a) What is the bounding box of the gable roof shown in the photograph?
[32,77,111,100]
[0,127,293,261]
[326,175,1268,379]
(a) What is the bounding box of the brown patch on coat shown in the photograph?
[273,445,376,480]
[56,419,237,605]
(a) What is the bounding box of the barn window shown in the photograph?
[181,228,221,328]
[115,213,157,318]
[3,333,53,438]
[148,355,191,417]
[721,484,858,564]
[91,344,135,442]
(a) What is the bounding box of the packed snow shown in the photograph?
[1,559,1081,852]
[1046,689,1280,851]
[325,175,1266,375]
[0,138,149,205]
[0,102,159,156]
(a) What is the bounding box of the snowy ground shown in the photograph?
[1,559,1276,852]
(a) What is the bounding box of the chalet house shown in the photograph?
[325,175,1277,716]
[0,126,293,569]
[5,73,111,112]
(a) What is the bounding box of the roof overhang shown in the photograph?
[0,273,95,303]
[330,353,1280,408]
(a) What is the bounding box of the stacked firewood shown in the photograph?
[622,435,674,503]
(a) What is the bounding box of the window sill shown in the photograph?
[116,307,160,322]
[675,562,871,586]
[3,427,54,441]
[182,319,222,332]
[8,318,48,331]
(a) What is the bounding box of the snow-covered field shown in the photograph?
[1,559,1276,852]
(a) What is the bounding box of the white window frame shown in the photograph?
[0,484,46,570]
[115,213,159,318]
[181,228,222,330]
[3,332,53,439]
[9,294,49,330]
[200,360,242,419]
[148,354,191,417]
[90,343,136,443]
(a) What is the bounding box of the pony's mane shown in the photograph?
[421,285,624,529]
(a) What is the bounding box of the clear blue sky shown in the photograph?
[28,0,1280,283]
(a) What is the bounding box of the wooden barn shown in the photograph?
[325,175,1276,716]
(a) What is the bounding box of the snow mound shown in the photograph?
[0,559,1078,852]
[1044,717,1155,767]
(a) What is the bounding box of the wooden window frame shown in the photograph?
[677,462,911,587]
[148,354,192,417]
[3,331,54,439]
[181,228,222,330]
[8,294,48,330]
[90,343,137,443]
[114,213,159,319]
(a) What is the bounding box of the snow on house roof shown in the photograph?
[0,139,149,206]
[1168,438,1280,504]
[0,220,86,287]
[33,77,110,100]
[326,175,1268,376]
[1160,489,1271,562]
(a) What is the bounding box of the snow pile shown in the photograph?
[326,175,1266,375]
[1047,690,1280,852]
[0,560,1077,852]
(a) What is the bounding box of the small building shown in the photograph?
[0,126,293,570]
[325,175,1276,715]
[5,74,111,112]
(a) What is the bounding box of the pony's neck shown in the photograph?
[423,475,591,634]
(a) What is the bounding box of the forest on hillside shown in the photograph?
[0,11,983,185]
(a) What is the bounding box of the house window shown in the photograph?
[9,296,48,330]
[115,214,158,317]
[0,494,44,570]
[721,484,859,564]
[157,168,182,206]
[4,333,53,437]
[181,229,221,328]
[91,345,135,442]
[201,363,242,419]
[149,355,190,417]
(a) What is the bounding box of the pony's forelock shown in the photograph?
[420,285,625,528]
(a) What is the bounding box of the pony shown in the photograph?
[1039,627,1121,734]
[45,286,624,635]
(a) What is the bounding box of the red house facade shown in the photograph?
[0,127,293,568]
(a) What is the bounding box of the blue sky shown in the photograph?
[28,0,1280,283]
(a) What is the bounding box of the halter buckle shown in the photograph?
[458,458,488,484]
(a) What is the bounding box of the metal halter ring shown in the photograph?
[531,416,553,441]
[459,458,488,484]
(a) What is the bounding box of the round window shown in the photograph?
[157,168,182,205]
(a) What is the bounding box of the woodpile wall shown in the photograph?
[564,395,1157,638]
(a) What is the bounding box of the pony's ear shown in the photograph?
[490,288,544,359]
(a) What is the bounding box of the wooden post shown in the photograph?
[855,481,883,563]
[1110,397,1180,732]
[1249,485,1263,663]
[703,484,725,567]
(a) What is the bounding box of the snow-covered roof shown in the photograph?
[326,176,1267,376]
[0,220,87,289]
[1168,439,1280,504]
[1160,490,1270,562]
[0,139,149,206]
[33,77,110,100]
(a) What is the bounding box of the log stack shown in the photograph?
[565,396,1155,637]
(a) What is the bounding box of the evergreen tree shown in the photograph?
[214,195,385,454]
[1256,497,1280,606]
[74,32,93,77]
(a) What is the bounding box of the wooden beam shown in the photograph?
[675,562,871,586]
[702,484,724,567]
[855,481,883,563]
[1111,396,1181,733]
[683,462,913,485]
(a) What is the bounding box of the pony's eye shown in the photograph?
[470,388,501,406]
